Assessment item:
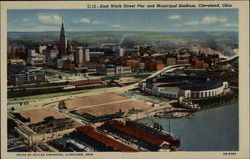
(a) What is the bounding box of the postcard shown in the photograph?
[1,1,249,159]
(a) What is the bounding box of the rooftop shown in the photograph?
[19,108,65,124]
[76,126,138,152]
[148,75,223,91]
[106,120,168,148]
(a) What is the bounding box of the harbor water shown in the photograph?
[139,103,239,151]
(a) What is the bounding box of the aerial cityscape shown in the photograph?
[7,9,239,152]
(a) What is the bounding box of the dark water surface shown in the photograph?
[139,103,239,151]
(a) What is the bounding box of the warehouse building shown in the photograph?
[73,126,138,152]
[99,120,173,151]
[97,65,132,76]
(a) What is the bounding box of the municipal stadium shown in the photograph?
[139,74,229,99]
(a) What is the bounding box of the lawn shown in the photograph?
[161,87,180,93]
[44,68,69,76]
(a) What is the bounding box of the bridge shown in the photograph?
[218,55,238,64]
[142,64,190,82]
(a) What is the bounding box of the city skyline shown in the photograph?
[8,9,238,32]
[6,9,240,153]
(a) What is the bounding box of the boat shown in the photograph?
[155,112,190,119]
[172,112,189,118]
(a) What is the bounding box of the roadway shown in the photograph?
[218,54,238,63]
[142,64,190,82]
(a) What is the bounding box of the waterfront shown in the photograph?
[139,103,239,151]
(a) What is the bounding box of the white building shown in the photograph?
[57,59,63,69]
[43,49,59,59]
[38,45,47,54]
[27,55,45,66]
[61,54,74,62]
[27,50,45,65]
[84,48,90,62]
[75,48,84,67]
[97,66,132,76]
[116,47,125,57]
[28,49,38,57]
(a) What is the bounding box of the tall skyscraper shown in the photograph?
[75,48,90,67]
[59,22,67,57]
[75,48,84,67]
[84,49,90,63]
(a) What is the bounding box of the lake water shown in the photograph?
[139,103,239,151]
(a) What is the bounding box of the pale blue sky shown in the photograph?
[8,9,238,32]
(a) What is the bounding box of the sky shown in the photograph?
[8,9,238,32]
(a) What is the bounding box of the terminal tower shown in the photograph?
[59,22,67,56]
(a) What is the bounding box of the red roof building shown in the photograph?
[76,126,138,152]
[105,120,169,149]
[145,62,164,71]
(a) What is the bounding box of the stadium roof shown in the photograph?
[147,75,223,91]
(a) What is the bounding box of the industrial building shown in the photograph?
[65,139,94,152]
[9,71,46,85]
[29,117,75,134]
[14,108,78,134]
[8,66,46,85]
[97,65,132,76]
[99,120,179,151]
[72,126,138,152]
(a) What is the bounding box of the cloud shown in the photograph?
[112,24,122,28]
[13,18,31,23]
[80,18,90,24]
[73,18,91,24]
[182,16,228,26]
[38,14,62,24]
[222,23,238,27]
[184,21,200,25]
[168,15,181,20]
[92,21,100,24]
[201,16,228,24]
[22,18,30,23]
